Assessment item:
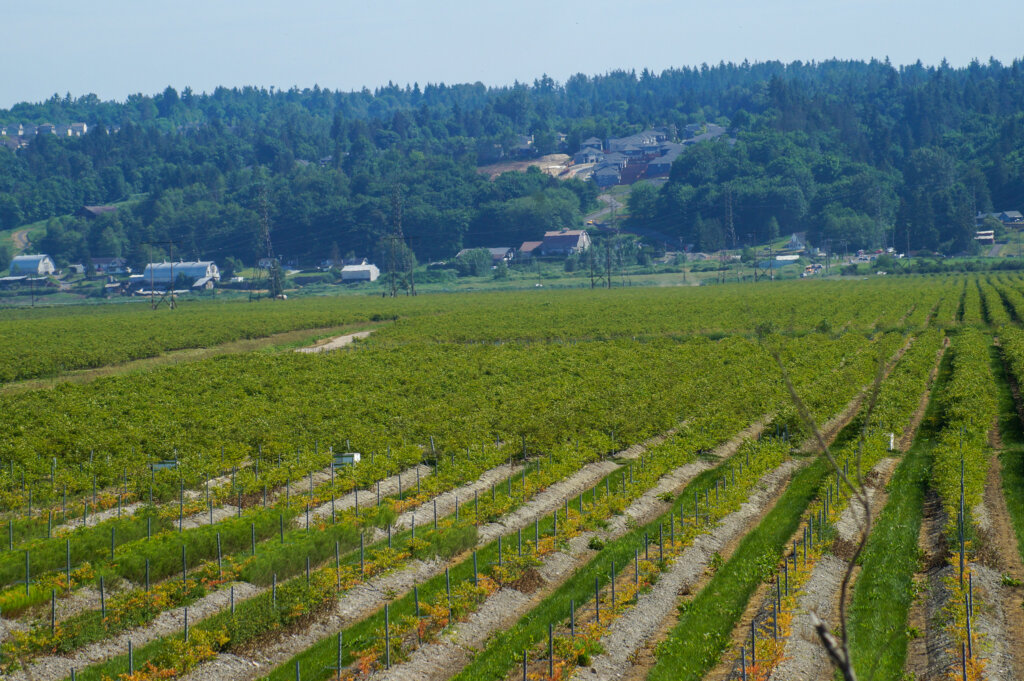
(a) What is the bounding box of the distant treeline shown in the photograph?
[1,58,1024,267]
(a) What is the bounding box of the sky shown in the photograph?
[2,0,1022,109]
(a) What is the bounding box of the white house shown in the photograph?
[341,263,380,282]
[141,261,220,288]
[92,257,131,275]
[10,254,56,276]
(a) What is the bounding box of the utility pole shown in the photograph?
[387,186,414,297]
[724,184,735,248]
[250,184,274,302]
[588,247,597,289]
[144,241,178,310]
[604,238,613,288]
[875,185,883,249]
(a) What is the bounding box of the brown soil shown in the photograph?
[509,568,544,594]
[978,455,1024,679]
[905,489,949,680]
[476,154,571,180]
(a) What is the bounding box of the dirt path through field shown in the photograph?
[1,323,382,395]
[294,329,374,353]
[11,229,29,251]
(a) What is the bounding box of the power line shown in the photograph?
[142,240,178,310]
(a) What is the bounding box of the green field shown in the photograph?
[1,274,1023,681]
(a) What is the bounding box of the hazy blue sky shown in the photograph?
[2,0,1021,109]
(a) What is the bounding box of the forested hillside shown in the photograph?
[2,58,1024,267]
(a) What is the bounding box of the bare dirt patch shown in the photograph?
[476,154,571,180]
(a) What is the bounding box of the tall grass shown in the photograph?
[0,509,171,588]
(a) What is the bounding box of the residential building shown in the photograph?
[785,233,807,251]
[607,130,666,153]
[602,152,629,170]
[10,254,56,276]
[580,137,603,151]
[519,241,543,259]
[92,257,131,275]
[573,148,604,165]
[540,230,592,255]
[510,135,535,158]
[487,247,515,263]
[976,210,1024,226]
[592,165,621,187]
[647,151,680,177]
[458,247,515,263]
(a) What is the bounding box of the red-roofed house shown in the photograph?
[519,241,543,259]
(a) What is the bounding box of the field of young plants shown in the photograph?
[2,274,1024,681]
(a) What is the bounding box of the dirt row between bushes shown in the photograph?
[374,419,772,681]
[155,420,706,681]
[765,334,947,681]
[626,338,914,681]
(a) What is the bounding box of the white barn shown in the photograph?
[10,254,56,276]
[142,261,220,288]
[340,263,380,282]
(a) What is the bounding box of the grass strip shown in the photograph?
[0,510,173,589]
[846,436,932,679]
[992,338,1024,563]
[845,340,951,680]
[646,456,827,681]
